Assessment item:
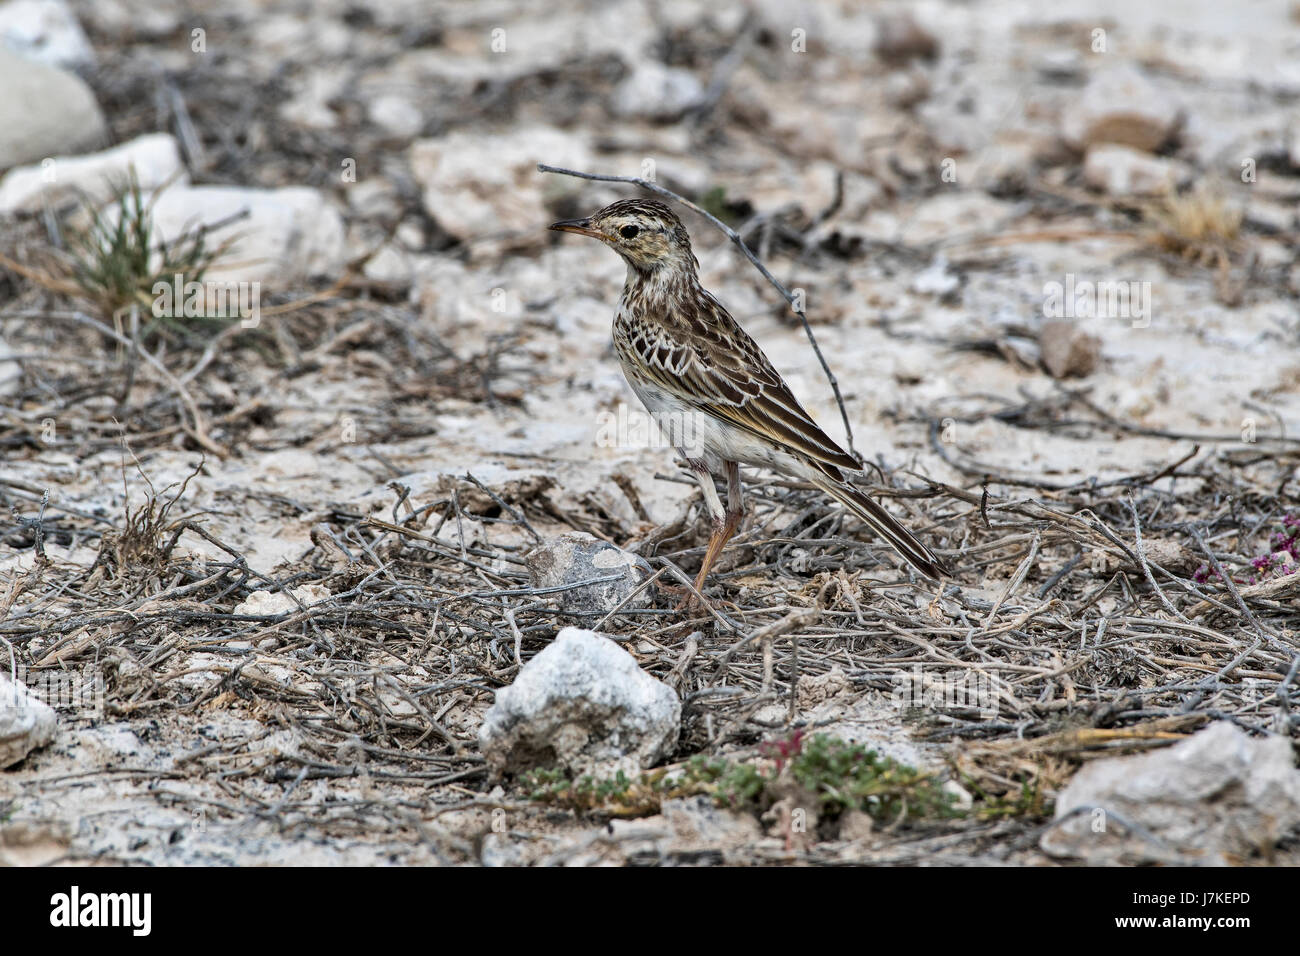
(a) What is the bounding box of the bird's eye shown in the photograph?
[619,224,640,239]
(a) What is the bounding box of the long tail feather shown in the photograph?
[811,478,950,580]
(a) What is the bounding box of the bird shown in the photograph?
[550,197,949,604]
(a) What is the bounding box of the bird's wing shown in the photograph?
[620,293,860,475]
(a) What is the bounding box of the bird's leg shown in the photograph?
[724,459,745,537]
[658,458,724,610]
[695,460,744,590]
[684,460,744,604]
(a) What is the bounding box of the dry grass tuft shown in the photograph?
[1144,183,1244,269]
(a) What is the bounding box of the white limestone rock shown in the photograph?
[0,671,57,768]
[479,627,681,779]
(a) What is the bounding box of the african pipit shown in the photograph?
[551,199,949,601]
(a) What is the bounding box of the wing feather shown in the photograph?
[618,291,859,474]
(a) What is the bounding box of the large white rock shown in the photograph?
[1062,65,1183,153]
[1043,721,1300,865]
[0,0,94,68]
[0,670,57,768]
[0,133,185,214]
[144,185,347,286]
[409,125,593,242]
[0,47,105,170]
[479,627,681,779]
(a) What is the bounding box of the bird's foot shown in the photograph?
[674,592,707,613]
[658,581,706,610]
[663,585,740,616]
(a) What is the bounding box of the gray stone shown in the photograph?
[610,62,704,121]
[0,47,105,170]
[910,255,961,300]
[0,671,56,768]
[838,809,875,842]
[883,68,930,109]
[1042,721,1300,865]
[478,627,681,779]
[409,125,593,242]
[661,796,761,849]
[1039,319,1101,379]
[1035,48,1084,82]
[525,531,654,616]
[1083,144,1189,197]
[601,795,761,862]
[873,12,938,65]
[479,831,527,867]
[74,0,178,39]
[367,93,425,138]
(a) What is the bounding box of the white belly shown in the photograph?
[623,369,812,477]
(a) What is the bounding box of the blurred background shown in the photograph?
[1,0,1296,528]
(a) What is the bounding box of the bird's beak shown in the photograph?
[549,217,604,240]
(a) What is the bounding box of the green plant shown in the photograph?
[698,185,741,226]
[521,733,959,825]
[784,734,959,821]
[519,767,648,814]
[966,775,1048,821]
[673,754,766,809]
[521,766,571,801]
[66,170,233,335]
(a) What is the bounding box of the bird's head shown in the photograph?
[550,198,697,274]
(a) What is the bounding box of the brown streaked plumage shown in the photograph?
[551,198,949,601]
